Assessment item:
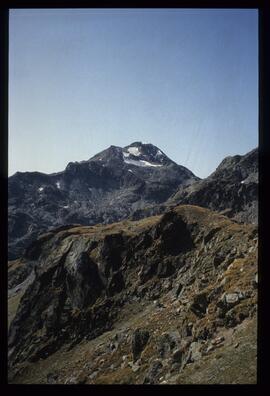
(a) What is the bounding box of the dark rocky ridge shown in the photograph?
[8,205,257,384]
[8,142,198,260]
[168,148,258,224]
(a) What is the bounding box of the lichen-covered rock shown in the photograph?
[186,342,202,363]
[143,360,163,384]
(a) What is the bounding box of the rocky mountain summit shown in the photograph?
[168,148,258,225]
[8,142,198,260]
[8,205,258,384]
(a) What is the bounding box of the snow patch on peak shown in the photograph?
[127,146,141,156]
[38,187,44,192]
[124,158,163,168]
[140,160,163,167]
[56,182,61,189]
[156,150,163,156]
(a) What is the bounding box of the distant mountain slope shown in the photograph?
[167,148,258,224]
[8,142,198,260]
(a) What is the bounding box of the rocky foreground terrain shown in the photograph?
[8,205,258,384]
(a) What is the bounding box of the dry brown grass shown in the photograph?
[8,290,24,327]
[60,215,161,239]
[8,259,22,272]
[175,316,257,384]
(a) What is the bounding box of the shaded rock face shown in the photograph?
[168,148,258,225]
[8,205,258,384]
[8,142,198,260]
[65,252,103,309]
[98,233,124,278]
[153,211,194,255]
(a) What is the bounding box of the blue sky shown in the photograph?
[9,8,258,178]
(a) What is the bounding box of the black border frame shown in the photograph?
[1,1,269,392]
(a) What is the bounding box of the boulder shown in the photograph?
[225,293,240,305]
[157,331,181,359]
[187,341,202,363]
[131,329,150,361]
[190,292,208,318]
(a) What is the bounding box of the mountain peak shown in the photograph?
[122,142,172,168]
[90,142,173,168]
